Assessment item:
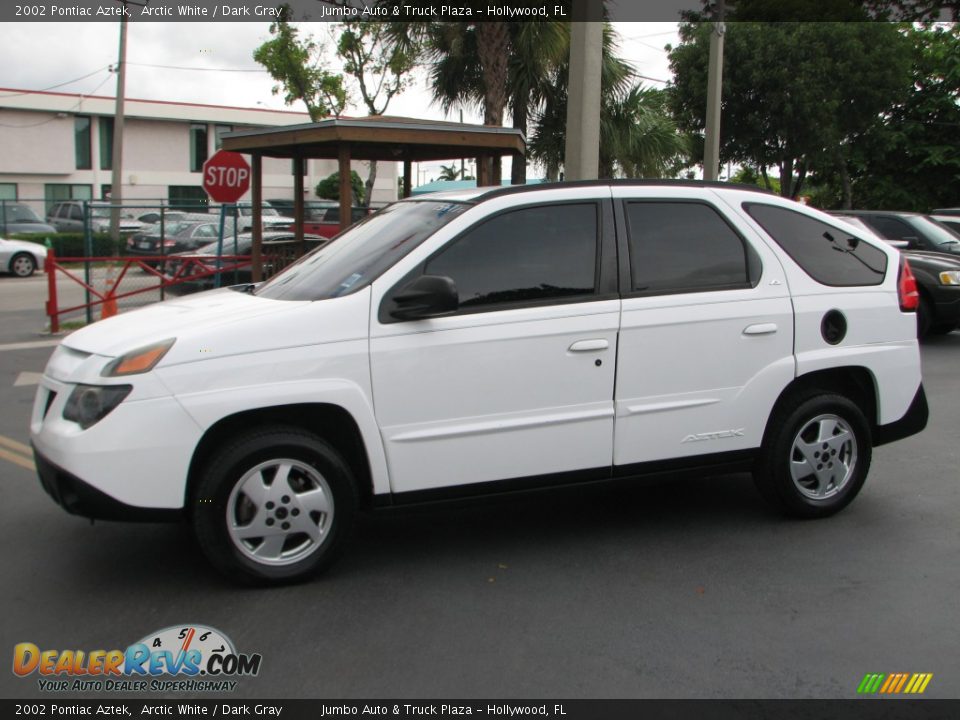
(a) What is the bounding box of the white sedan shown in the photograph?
[0,237,47,277]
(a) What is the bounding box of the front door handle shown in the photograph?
[743,323,778,336]
[569,339,609,352]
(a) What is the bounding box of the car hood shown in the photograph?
[61,287,307,358]
[4,223,57,235]
[1,238,47,255]
[903,250,960,269]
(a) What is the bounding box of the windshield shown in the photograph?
[916,216,960,247]
[254,200,471,301]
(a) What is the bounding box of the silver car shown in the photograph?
[0,236,47,277]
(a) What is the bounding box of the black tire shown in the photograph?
[191,426,358,585]
[754,391,871,519]
[929,323,957,336]
[10,253,36,278]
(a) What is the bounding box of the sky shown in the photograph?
[0,21,680,181]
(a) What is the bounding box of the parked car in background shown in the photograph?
[136,210,189,225]
[840,210,960,257]
[47,201,142,235]
[0,236,47,277]
[932,208,960,217]
[213,202,294,232]
[127,218,238,262]
[265,198,372,238]
[164,231,327,292]
[0,202,57,235]
[834,213,960,337]
[931,214,960,236]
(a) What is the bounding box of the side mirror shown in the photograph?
[389,275,458,321]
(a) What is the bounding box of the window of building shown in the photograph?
[424,203,598,310]
[75,116,92,169]
[745,203,887,287]
[0,183,17,201]
[169,185,209,212]
[625,202,755,295]
[99,117,114,170]
[190,123,208,172]
[100,184,112,200]
[45,184,92,213]
[214,124,233,150]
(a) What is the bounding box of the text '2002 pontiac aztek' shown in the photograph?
[31,182,928,583]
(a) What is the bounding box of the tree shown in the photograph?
[437,164,465,181]
[529,25,686,180]
[316,170,365,205]
[388,21,514,183]
[335,22,417,206]
[668,20,912,201]
[841,24,960,211]
[252,9,347,121]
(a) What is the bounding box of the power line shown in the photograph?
[0,66,111,98]
[0,71,114,128]
[126,62,266,73]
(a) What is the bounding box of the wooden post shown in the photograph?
[476,154,490,186]
[403,160,412,199]
[338,144,351,233]
[293,156,305,256]
[251,154,262,282]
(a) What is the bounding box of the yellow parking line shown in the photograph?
[0,434,32,456]
[0,447,35,472]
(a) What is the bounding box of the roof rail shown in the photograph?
[474,178,776,202]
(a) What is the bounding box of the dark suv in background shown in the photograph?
[840,210,960,257]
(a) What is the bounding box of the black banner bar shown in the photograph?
[2,0,957,23]
[2,700,959,720]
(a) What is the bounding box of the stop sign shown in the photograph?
[202,150,251,204]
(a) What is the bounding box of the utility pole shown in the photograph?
[109,13,128,242]
[704,0,725,181]
[563,0,603,181]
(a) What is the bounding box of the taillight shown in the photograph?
[899,258,919,312]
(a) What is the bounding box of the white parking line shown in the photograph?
[0,340,60,352]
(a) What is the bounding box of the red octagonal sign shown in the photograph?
[202,150,251,204]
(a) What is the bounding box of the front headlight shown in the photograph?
[939,270,960,285]
[63,384,132,429]
[102,339,175,377]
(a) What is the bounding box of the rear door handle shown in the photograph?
[743,323,778,336]
[569,339,609,352]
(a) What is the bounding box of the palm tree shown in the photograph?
[529,26,688,180]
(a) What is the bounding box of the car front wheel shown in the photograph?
[754,392,871,518]
[10,253,37,278]
[192,426,358,584]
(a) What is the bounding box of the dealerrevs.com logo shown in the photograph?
[13,625,262,693]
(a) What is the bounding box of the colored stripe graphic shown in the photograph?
[858,672,932,694]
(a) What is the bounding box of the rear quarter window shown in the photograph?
[744,203,887,286]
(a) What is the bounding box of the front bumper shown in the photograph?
[34,447,180,522]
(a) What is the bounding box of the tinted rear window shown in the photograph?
[745,203,887,286]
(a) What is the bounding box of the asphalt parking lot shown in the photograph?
[0,274,957,700]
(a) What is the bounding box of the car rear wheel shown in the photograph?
[10,253,36,278]
[754,391,871,518]
[192,426,358,584]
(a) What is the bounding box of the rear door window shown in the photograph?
[745,203,887,286]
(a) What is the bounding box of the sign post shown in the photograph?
[202,150,251,287]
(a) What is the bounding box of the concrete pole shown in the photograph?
[704,0,726,181]
[109,14,128,242]
[563,7,603,181]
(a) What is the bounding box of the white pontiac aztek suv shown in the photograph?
[30,182,929,584]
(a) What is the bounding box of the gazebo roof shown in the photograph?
[221,116,526,162]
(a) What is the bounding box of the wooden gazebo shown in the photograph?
[221,116,526,281]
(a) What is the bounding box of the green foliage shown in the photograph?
[530,25,687,180]
[437,164,465,181]
[730,166,780,195]
[8,232,119,257]
[842,24,960,211]
[252,8,347,121]
[315,171,365,204]
[668,21,912,199]
[336,22,416,115]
